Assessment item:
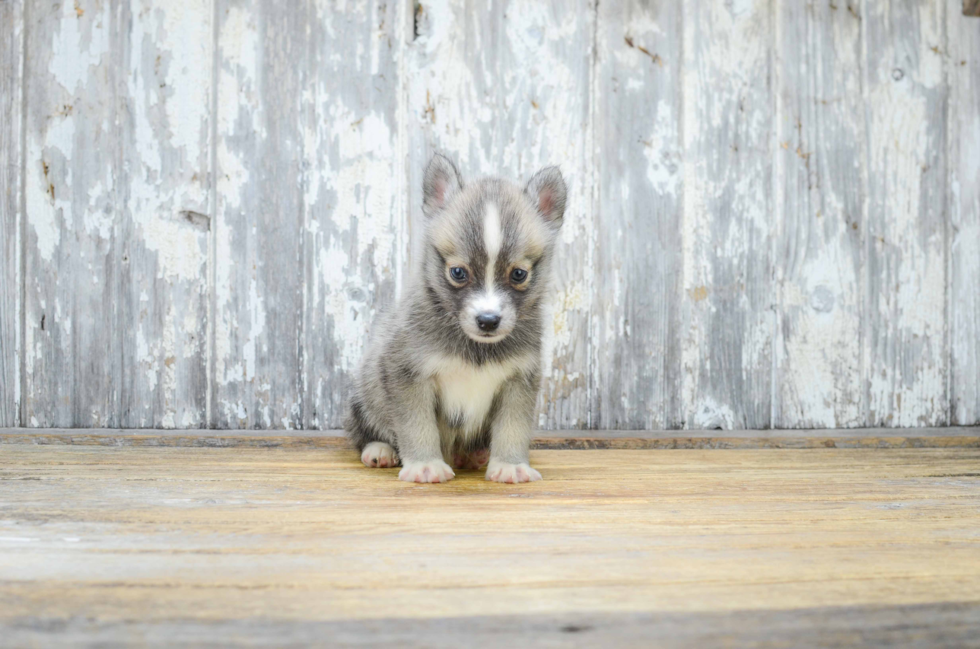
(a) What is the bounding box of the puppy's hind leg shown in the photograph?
[361,441,400,468]
[345,397,400,468]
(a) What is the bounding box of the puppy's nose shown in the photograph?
[476,312,501,332]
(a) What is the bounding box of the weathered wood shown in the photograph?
[864,0,948,427]
[0,0,23,427]
[7,1,980,431]
[22,1,210,428]
[679,0,773,429]
[23,1,122,426]
[117,0,212,428]
[302,0,404,430]
[592,0,683,429]
[772,0,865,428]
[213,0,311,428]
[213,0,402,430]
[6,604,980,649]
[3,427,978,449]
[408,0,595,429]
[949,0,980,425]
[1,446,979,646]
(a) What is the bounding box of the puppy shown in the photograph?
[344,154,566,484]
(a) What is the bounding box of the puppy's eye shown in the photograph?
[449,266,468,282]
[510,268,528,283]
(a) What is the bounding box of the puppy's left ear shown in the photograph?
[423,153,463,218]
[525,166,566,228]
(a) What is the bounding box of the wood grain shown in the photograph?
[0,0,23,427]
[408,0,595,429]
[949,0,980,425]
[213,0,310,428]
[772,0,865,428]
[680,0,773,429]
[592,0,683,429]
[1,445,979,646]
[302,0,404,430]
[117,0,212,428]
[23,1,121,426]
[5,603,980,648]
[3,1,980,431]
[2,427,978,449]
[864,0,948,427]
[22,1,211,428]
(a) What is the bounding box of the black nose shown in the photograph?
[476,313,501,332]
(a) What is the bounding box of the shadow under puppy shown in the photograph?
[345,154,566,484]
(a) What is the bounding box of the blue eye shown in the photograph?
[510,268,528,283]
[450,266,468,282]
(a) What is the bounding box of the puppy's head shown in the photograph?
[421,154,566,344]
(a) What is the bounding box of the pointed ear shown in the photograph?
[524,166,566,228]
[422,153,463,217]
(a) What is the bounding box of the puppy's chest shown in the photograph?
[431,359,517,432]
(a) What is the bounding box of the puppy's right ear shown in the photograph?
[423,153,463,217]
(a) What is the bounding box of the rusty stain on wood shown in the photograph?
[624,34,663,66]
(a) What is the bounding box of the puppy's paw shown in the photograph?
[361,441,400,468]
[452,448,490,470]
[398,459,455,484]
[485,459,542,484]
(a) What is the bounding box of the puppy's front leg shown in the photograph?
[486,374,542,484]
[394,381,455,484]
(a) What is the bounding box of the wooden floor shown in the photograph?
[2,445,979,647]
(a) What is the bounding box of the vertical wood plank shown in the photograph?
[592,0,682,429]
[409,0,595,429]
[302,0,404,430]
[23,1,120,427]
[213,0,308,428]
[772,1,865,428]
[0,0,23,427]
[948,0,980,425]
[117,0,212,428]
[23,0,210,428]
[679,0,773,429]
[863,0,948,427]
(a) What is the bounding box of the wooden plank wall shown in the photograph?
[1,0,978,431]
[0,0,23,428]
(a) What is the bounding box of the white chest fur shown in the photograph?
[426,355,528,435]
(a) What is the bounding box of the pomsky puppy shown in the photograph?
[345,154,566,484]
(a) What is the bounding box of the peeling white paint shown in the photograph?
[49,1,109,93]
[8,0,977,431]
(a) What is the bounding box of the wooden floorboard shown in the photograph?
[1,446,979,647]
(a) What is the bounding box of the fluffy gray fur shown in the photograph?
[344,154,567,484]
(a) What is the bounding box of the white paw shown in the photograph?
[361,441,400,468]
[485,459,542,484]
[398,459,455,484]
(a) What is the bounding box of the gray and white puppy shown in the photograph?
[345,154,566,484]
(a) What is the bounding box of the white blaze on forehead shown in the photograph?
[483,202,502,289]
